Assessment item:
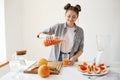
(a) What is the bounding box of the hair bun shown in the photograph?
[75,5,81,12]
[64,3,71,10]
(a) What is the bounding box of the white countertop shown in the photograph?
[0,61,120,80]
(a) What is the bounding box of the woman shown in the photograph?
[37,3,84,66]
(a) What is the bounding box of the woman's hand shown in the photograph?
[68,50,83,66]
[45,35,54,43]
[68,56,76,66]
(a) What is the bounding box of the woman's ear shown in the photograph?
[77,15,79,18]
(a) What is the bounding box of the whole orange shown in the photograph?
[38,65,50,78]
[37,58,48,67]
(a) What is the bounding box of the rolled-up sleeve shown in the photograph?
[78,28,84,51]
[42,24,58,35]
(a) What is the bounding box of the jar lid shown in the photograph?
[16,50,27,55]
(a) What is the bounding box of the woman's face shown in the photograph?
[65,10,78,26]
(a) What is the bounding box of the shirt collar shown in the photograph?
[63,23,78,32]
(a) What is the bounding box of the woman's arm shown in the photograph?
[37,23,59,38]
[69,50,83,65]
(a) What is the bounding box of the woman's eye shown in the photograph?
[67,15,70,18]
[72,16,75,19]
[72,15,77,19]
[67,15,77,19]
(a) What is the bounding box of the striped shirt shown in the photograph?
[42,23,84,61]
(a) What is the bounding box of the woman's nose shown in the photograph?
[69,17,73,21]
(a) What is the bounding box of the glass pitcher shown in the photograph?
[37,33,64,47]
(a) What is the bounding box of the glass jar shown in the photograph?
[10,53,21,72]
[16,50,27,66]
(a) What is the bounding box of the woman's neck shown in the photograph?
[67,23,75,28]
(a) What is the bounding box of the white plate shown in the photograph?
[81,68,109,76]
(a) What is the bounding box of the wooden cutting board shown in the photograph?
[24,61,63,74]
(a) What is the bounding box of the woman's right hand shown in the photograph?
[45,35,54,43]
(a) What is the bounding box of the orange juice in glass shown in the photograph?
[62,53,69,66]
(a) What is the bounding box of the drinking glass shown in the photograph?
[62,53,70,66]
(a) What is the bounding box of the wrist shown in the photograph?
[70,56,77,62]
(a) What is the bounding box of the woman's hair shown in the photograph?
[64,3,81,16]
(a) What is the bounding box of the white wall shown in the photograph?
[79,0,120,63]
[5,0,24,60]
[5,0,120,64]
[0,0,6,62]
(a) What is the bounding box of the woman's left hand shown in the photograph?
[68,57,76,66]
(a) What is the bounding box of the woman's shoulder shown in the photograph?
[52,23,65,29]
[76,25,84,31]
[54,23,65,26]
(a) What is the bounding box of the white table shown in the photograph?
[0,61,120,80]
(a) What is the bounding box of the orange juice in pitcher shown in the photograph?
[44,39,64,47]
[37,33,64,47]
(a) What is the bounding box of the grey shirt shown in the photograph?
[41,23,84,61]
